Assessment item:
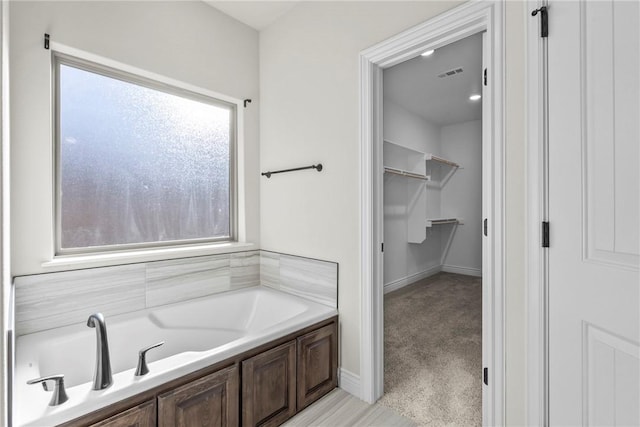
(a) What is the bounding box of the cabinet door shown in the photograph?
[296,323,337,410]
[158,365,239,427]
[90,400,156,427]
[242,341,296,427]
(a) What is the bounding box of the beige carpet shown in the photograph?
[378,272,482,426]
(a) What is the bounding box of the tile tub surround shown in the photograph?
[14,250,337,336]
[14,251,260,336]
[260,251,338,308]
[145,252,261,308]
[14,264,146,337]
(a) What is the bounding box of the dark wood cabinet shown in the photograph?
[158,365,239,427]
[296,323,338,410]
[241,341,297,427]
[90,400,156,427]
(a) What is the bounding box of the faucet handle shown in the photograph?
[135,341,164,376]
[27,374,69,406]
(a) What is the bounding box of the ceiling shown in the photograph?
[384,33,483,126]
[204,1,299,30]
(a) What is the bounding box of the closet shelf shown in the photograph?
[425,153,459,168]
[384,167,429,181]
[426,218,460,227]
[425,153,459,188]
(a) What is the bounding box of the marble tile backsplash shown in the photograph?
[14,264,146,336]
[260,251,338,308]
[14,251,260,336]
[145,254,232,308]
[13,249,337,336]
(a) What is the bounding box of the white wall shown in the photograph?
[441,120,482,274]
[383,101,443,285]
[260,1,527,423]
[383,100,441,154]
[9,1,260,275]
[260,0,463,379]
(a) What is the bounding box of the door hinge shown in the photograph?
[483,68,487,86]
[531,6,548,38]
[44,33,50,50]
[381,243,384,252]
[542,221,550,248]
[483,218,488,236]
[483,367,488,385]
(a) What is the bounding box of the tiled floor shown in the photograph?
[283,388,415,427]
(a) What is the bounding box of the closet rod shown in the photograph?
[261,163,323,178]
[384,167,429,181]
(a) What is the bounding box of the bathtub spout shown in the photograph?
[87,313,112,390]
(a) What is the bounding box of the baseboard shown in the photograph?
[338,368,361,399]
[383,265,442,294]
[441,264,482,277]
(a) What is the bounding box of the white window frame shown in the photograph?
[47,43,248,264]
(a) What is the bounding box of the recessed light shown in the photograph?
[469,94,482,101]
[421,49,435,57]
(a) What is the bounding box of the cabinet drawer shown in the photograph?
[158,365,239,427]
[296,322,338,410]
[242,341,296,427]
[90,400,156,427]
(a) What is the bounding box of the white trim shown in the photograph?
[383,265,442,294]
[41,242,257,272]
[359,1,505,424]
[525,0,548,425]
[441,264,482,277]
[49,41,243,107]
[1,2,10,425]
[338,368,361,399]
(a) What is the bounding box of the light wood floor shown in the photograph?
[283,389,415,427]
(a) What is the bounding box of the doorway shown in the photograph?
[378,33,483,425]
[359,2,505,425]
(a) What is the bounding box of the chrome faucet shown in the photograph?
[87,313,112,390]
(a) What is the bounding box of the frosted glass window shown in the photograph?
[56,58,235,252]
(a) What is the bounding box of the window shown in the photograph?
[55,55,236,254]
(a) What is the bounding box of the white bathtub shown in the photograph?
[14,286,337,426]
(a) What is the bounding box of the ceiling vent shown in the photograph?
[437,67,464,78]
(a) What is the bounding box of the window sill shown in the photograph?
[41,242,258,272]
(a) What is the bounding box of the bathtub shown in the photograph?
[14,286,337,426]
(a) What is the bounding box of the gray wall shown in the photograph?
[441,120,482,274]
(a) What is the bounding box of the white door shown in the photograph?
[548,0,640,425]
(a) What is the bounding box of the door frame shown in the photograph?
[1,1,10,426]
[358,1,505,424]
[525,0,548,424]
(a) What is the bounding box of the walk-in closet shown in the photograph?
[378,33,484,426]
